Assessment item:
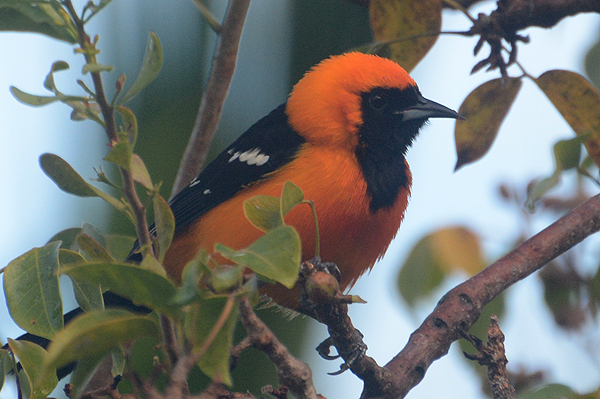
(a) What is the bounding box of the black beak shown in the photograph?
[396,93,464,122]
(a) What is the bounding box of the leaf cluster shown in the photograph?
[0,1,307,397]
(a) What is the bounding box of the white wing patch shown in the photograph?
[228,147,270,166]
[189,177,201,187]
[203,189,211,195]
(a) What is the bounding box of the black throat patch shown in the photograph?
[356,87,428,213]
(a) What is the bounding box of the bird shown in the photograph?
[9,52,461,380]
[155,52,462,308]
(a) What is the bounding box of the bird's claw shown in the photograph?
[316,337,340,360]
[310,256,342,283]
[316,332,368,375]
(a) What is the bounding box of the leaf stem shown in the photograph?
[303,200,320,258]
[192,0,223,33]
[441,0,476,22]
[193,294,236,361]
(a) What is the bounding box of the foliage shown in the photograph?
[0,1,304,396]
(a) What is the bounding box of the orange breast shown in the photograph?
[162,145,411,307]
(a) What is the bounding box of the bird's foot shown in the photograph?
[316,330,368,375]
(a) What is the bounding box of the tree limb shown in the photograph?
[171,0,251,198]
[360,192,600,398]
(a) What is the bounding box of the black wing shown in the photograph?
[128,103,304,262]
[169,103,306,231]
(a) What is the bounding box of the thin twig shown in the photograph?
[462,316,516,399]
[171,0,251,198]
[63,0,154,256]
[238,297,319,399]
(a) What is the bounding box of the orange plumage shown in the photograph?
[162,53,461,308]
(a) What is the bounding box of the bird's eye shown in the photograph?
[369,94,387,110]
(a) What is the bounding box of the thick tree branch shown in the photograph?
[365,192,600,398]
[307,193,600,398]
[491,0,600,32]
[171,0,251,198]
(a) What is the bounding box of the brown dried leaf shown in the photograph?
[369,0,441,72]
[535,69,600,167]
[455,77,522,170]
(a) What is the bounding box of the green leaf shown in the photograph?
[369,0,441,72]
[44,61,70,92]
[67,354,105,399]
[139,255,168,277]
[0,2,77,43]
[60,262,179,317]
[44,309,160,375]
[111,345,126,377]
[216,225,301,289]
[131,154,153,189]
[47,227,82,249]
[554,137,582,171]
[57,248,104,312]
[81,223,136,261]
[398,227,485,306]
[585,34,600,91]
[0,349,10,392]
[526,173,560,211]
[76,233,114,262]
[535,70,600,167]
[174,251,210,306]
[83,0,113,22]
[9,86,57,106]
[104,141,133,170]
[243,195,282,232]
[459,294,505,358]
[3,242,63,339]
[70,277,104,312]
[454,77,522,170]
[104,234,137,262]
[184,297,238,386]
[153,194,175,263]
[280,181,304,216]
[8,339,58,399]
[518,383,576,399]
[116,105,138,146]
[39,153,131,215]
[120,31,163,104]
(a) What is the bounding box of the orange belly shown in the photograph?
[163,145,411,307]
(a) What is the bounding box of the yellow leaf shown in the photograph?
[454,77,522,170]
[369,0,441,72]
[429,226,485,276]
[535,70,600,167]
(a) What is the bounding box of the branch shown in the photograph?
[170,0,251,198]
[367,192,600,398]
[238,297,319,399]
[63,0,154,256]
[461,315,516,399]
[491,0,600,32]
[307,193,600,398]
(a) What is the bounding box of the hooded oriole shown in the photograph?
[158,52,461,307]
[10,53,461,380]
